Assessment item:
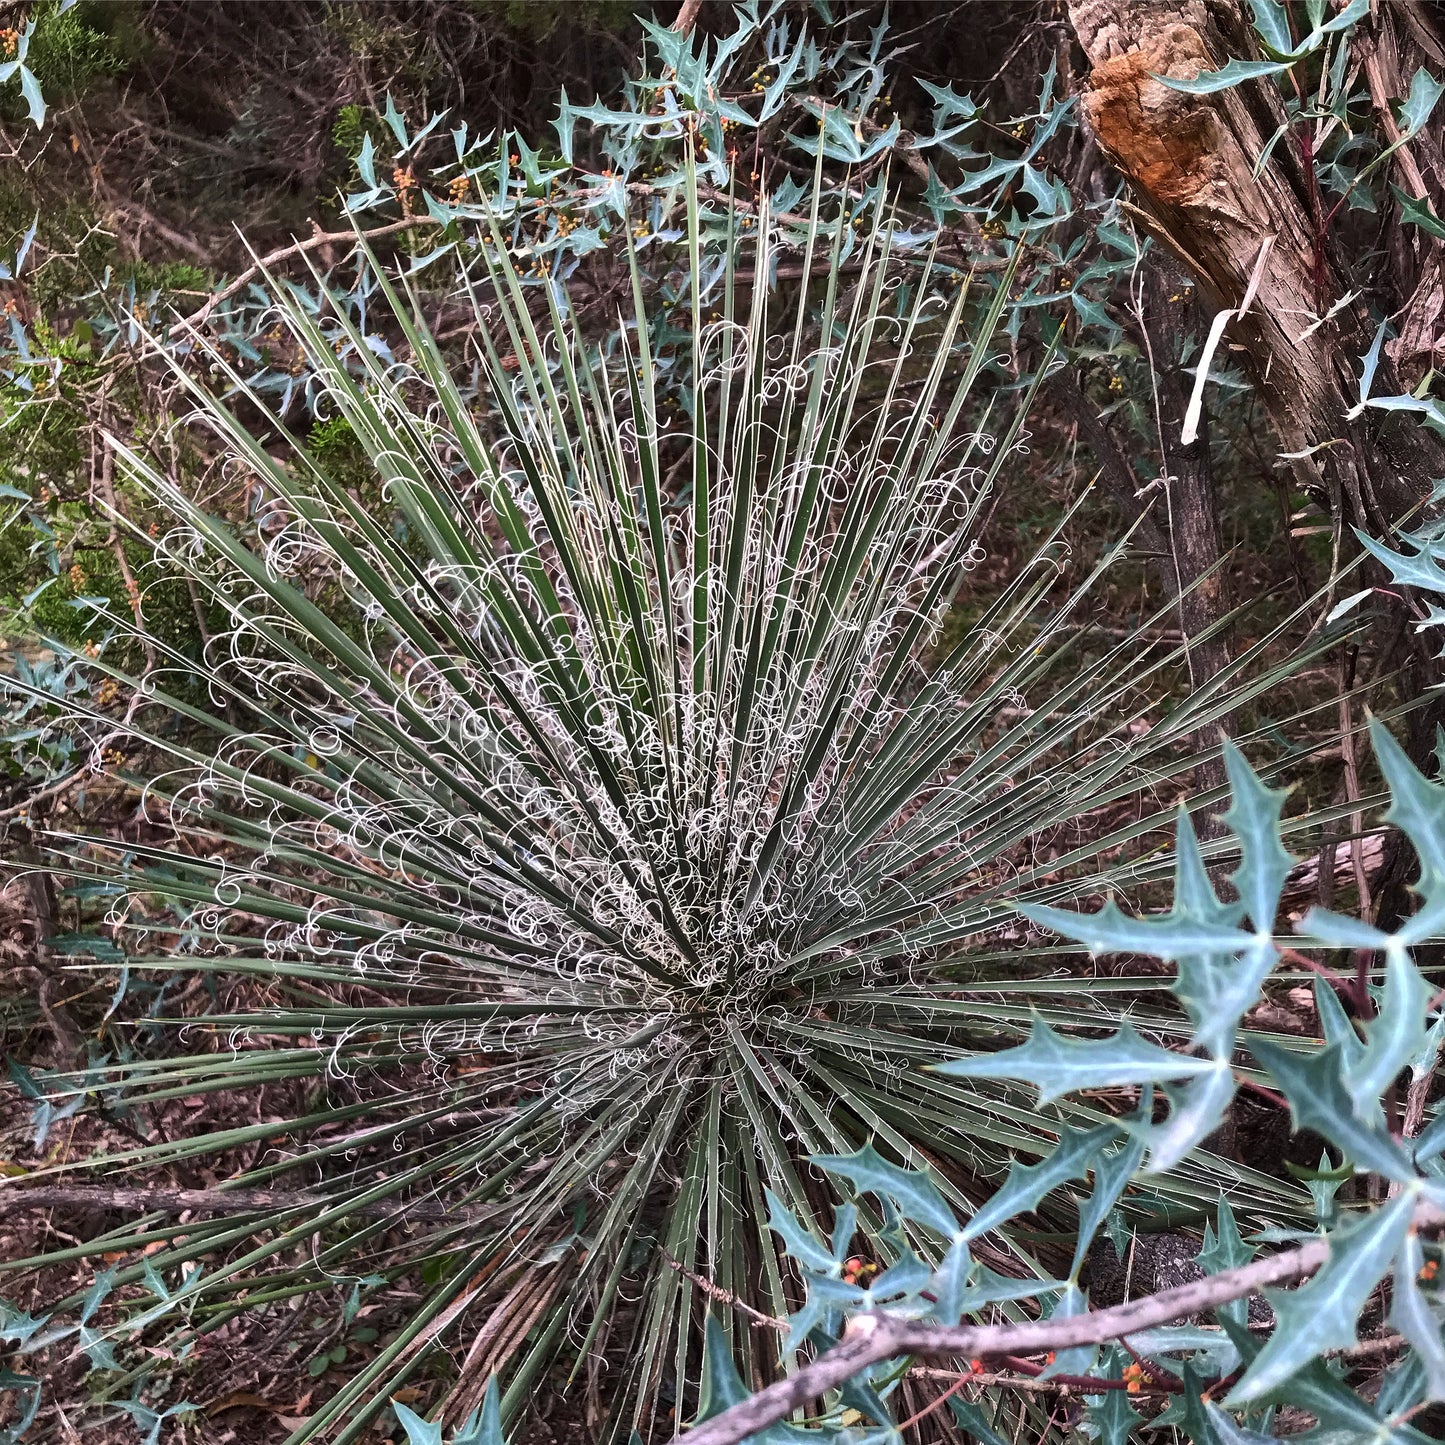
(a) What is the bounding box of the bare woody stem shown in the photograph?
[680,1200,1445,1445]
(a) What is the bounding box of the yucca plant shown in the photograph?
[4,180,1331,1441]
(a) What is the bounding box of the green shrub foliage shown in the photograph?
[0,180,1329,1440]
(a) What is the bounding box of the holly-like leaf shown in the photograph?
[1229,1190,1416,1403]
[1019,899,1251,960]
[1223,744,1294,933]
[453,1380,504,1445]
[1199,1196,1254,1326]
[936,1018,1216,1104]
[1137,1060,1237,1174]
[1070,1129,1146,1281]
[961,1126,1116,1242]
[1374,721,1445,896]
[811,1142,958,1238]
[393,1401,444,1445]
[1390,1232,1445,1401]
[764,1190,838,1273]
[1249,1037,1415,1181]
[1393,186,1445,239]
[1348,951,1429,1114]
[1399,66,1445,135]
[1155,58,1293,94]
[1083,1350,1143,1445]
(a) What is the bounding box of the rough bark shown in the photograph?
[1066,0,1445,536]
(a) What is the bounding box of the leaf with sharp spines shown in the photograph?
[1205,1403,1279,1444]
[1175,938,1276,1059]
[696,1317,752,1422]
[1312,975,1365,1069]
[1249,1038,1416,1181]
[1223,743,1295,934]
[1041,1282,1095,1378]
[961,1126,1116,1243]
[1070,1129,1146,1281]
[1373,720,1445,896]
[1136,1060,1237,1174]
[936,1017,1217,1104]
[1389,1232,1445,1402]
[929,1238,974,1325]
[810,1142,957,1238]
[1083,1351,1143,1445]
[763,1190,837,1273]
[452,1382,504,1445]
[1348,951,1429,1114]
[1228,1190,1416,1404]
[1172,804,1243,928]
[1019,900,1252,961]
[392,1402,444,1445]
[1298,906,1391,951]
[1199,1195,1254,1326]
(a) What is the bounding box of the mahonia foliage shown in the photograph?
[736,724,1445,1443]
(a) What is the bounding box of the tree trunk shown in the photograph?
[1066,0,1445,537]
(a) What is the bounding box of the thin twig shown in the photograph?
[660,1251,787,1331]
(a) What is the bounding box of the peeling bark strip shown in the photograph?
[1067,0,1445,532]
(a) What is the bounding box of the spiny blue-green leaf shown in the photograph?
[393,1402,444,1445]
[863,1250,935,1304]
[1070,1128,1146,1281]
[961,1126,1116,1242]
[947,1395,1011,1445]
[1389,1232,1445,1401]
[1298,905,1391,951]
[1312,975,1366,1069]
[1248,0,1296,56]
[0,1301,48,1349]
[0,1369,41,1445]
[1155,58,1293,94]
[1199,1196,1254,1326]
[1228,1190,1416,1404]
[1223,743,1294,933]
[1137,1061,1237,1174]
[764,1190,838,1273]
[1083,1350,1143,1445]
[810,1143,957,1238]
[929,1239,974,1324]
[1177,938,1277,1058]
[1393,186,1445,239]
[1373,720,1445,895]
[1019,899,1252,960]
[1205,1403,1278,1444]
[1172,806,1244,927]
[1042,1282,1095,1377]
[1249,1037,1415,1180]
[1348,951,1429,1114]
[1399,66,1445,135]
[936,1017,1216,1103]
[697,1317,753,1421]
[453,1380,503,1445]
